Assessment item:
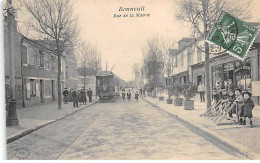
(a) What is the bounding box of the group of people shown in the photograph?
[211,79,255,127]
[121,89,142,102]
[62,88,93,108]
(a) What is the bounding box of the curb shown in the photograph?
[6,101,98,144]
[142,97,259,160]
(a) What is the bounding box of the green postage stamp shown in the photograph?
[206,10,258,60]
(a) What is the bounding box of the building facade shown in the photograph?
[4,16,78,108]
[166,35,260,105]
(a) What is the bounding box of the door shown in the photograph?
[197,75,202,86]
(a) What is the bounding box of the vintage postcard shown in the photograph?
[2,0,260,160]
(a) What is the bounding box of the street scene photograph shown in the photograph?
[2,0,260,160]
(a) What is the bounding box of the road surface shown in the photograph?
[7,99,246,159]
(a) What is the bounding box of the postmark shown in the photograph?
[191,10,238,56]
[14,146,30,160]
[206,10,258,60]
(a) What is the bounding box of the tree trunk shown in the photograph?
[205,42,211,110]
[57,49,62,110]
[84,76,86,89]
[202,0,211,110]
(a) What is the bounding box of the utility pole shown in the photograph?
[6,0,19,126]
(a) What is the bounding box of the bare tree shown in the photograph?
[78,41,91,89]
[77,42,102,89]
[161,38,175,101]
[22,0,79,110]
[175,0,251,109]
[142,37,164,97]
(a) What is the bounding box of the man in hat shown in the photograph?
[71,88,79,108]
[87,88,93,103]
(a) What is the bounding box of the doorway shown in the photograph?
[40,80,44,103]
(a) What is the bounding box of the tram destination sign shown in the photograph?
[206,11,258,61]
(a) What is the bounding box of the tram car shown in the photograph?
[96,71,120,102]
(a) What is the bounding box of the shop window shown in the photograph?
[223,62,234,82]
[235,58,251,91]
[212,65,223,87]
[30,79,36,97]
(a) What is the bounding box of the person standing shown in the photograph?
[198,82,205,102]
[71,89,79,108]
[241,91,254,127]
[62,88,69,104]
[122,89,126,101]
[80,88,87,105]
[127,90,131,102]
[234,88,244,123]
[87,88,93,103]
[135,91,139,102]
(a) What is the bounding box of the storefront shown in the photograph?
[211,56,252,91]
[191,47,260,105]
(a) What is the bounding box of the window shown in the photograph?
[197,50,202,63]
[39,50,44,67]
[21,44,28,64]
[51,55,56,70]
[180,53,184,67]
[30,79,36,97]
[212,65,223,87]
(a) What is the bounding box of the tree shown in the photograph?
[142,37,164,97]
[22,0,79,110]
[161,38,175,101]
[77,41,102,89]
[175,0,251,109]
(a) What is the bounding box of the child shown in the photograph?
[135,91,139,102]
[234,88,244,124]
[241,91,255,128]
[226,90,235,118]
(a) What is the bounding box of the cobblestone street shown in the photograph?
[7,100,246,160]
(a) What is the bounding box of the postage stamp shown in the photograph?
[206,10,258,60]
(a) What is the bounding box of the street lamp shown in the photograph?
[5,0,19,126]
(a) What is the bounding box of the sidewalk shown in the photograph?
[6,100,97,143]
[143,94,260,159]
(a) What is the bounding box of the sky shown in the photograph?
[14,0,260,82]
[72,0,191,81]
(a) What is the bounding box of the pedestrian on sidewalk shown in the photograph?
[234,88,244,124]
[80,88,87,105]
[87,88,93,103]
[62,88,69,104]
[122,89,126,101]
[198,82,205,102]
[127,90,131,102]
[143,89,146,97]
[241,91,254,127]
[135,91,139,102]
[71,89,79,108]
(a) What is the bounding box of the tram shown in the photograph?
[96,71,120,102]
